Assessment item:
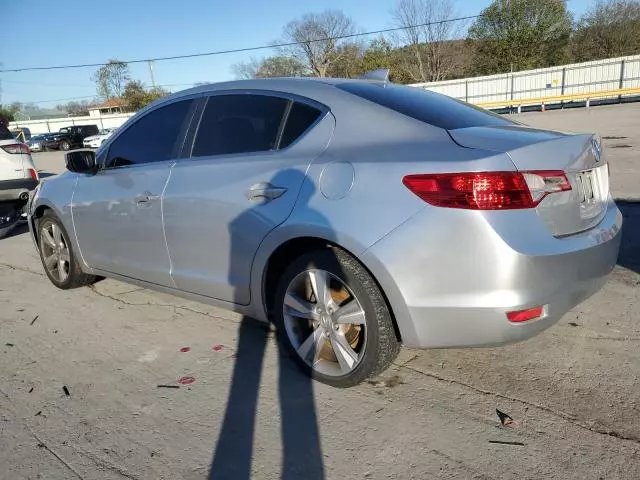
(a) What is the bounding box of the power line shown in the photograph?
[18,83,198,105]
[0,14,481,73]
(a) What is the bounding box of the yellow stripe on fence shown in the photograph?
[475,86,640,110]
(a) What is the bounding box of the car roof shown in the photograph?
[165,76,385,103]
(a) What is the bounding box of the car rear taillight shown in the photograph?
[29,168,39,181]
[507,306,544,323]
[1,143,31,154]
[402,171,571,210]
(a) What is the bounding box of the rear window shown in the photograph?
[336,82,513,130]
[280,102,322,149]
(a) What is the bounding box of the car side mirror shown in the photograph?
[65,150,97,174]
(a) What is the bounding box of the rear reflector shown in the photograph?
[506,306,544,323]
[1,143,30,154]
[402,171,571,210]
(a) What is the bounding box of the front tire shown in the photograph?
[37,210,96,289]
[60,140,70,151]
[273,248,400,388]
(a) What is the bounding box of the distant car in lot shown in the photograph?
[46,125,99,151]
[11,127,31,143]
[83,128,116,148]
[27,75,622,387]
[27,134,55,152]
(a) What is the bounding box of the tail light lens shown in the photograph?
[402,171,571,210]
[29,168,39,181]
[1,143,31,154]
[507,306,544,323]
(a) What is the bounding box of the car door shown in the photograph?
[72,97,197,286]
[163,92,334,305]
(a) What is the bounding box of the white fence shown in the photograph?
[410,54,640,107]
[9,112,134,135]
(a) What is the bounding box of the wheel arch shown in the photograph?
[258,234,402,343]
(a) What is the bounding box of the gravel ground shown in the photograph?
[1,103,639,479]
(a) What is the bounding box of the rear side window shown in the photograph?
[193,94,288,157]
[107,99,193,167]
[0,125,13,140]
[280,102,322,149]
[336,82,513,130]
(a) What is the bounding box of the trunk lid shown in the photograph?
[449,125,609,237]
[0,139,28,181]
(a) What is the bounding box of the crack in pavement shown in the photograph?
[88,285,238,325]
[30,431,86,480]
[0,263,44,277]
[396,362,640,445]
[72,445,142,480]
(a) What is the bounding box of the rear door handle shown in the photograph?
[134,191,160,204]
[246,182,287,202]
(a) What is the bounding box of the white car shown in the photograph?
[83,128,116,148]
[1,124,39,237]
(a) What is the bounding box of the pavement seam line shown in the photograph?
[29,431,86,480]
[396,362,640,445]
[0,262,44,277]
[88,285,238,324]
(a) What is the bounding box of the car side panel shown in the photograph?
[249,104,516,318]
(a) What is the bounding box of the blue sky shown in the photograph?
[2,0,593,107]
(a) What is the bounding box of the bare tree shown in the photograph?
[231,57,262,79]
[279,10,358,77]
[92,59,131,99]
[392,0,464,82]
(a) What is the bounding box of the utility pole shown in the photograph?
[148,60,156,88]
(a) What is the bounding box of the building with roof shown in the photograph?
[88,99,127,117]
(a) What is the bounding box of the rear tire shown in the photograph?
[37,210,96,289]
[273,247,400,388]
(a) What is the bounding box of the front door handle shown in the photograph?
[246,182,288,202]
[134,191,160,204]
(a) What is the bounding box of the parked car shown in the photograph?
[46,125,99,151]
[1,124,39,238]
[27,76,622,387]
[11,127,31,143]
[83,128,116,149]
[27,134,54,152]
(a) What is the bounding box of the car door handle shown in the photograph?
[246,182,288,202]
[134,192,160,204]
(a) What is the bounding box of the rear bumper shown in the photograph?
[0,178,39,202]
[360,197,622,349]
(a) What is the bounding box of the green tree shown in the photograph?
[468,0,573,74]
[256,56,308,77]
[358,38,414,83]
[92,59,131,99]
[0,106,15,125]
[571,0,640,62]
[121,81,169,112]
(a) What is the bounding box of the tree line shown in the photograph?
[2,0,638,123]
[233,0,640,83]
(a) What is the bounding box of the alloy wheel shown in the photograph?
[40,221,70,283]
[282,269,367,377]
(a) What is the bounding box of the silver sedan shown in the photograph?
[27,75,622,387]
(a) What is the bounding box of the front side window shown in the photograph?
[192,94,288,157]
[106,99,193,167]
